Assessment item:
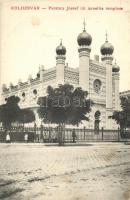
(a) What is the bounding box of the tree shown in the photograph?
[0,96,21,130]
[37,84,93,144]
[18,108,35,125]
[0,96,35,130]
[110,96,130,131]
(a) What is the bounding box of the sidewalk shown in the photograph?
[0,140,130,147]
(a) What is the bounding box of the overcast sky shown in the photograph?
[0,0,130,92]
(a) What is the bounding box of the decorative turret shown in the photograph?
[112,60,120,110]
[37,68,40,78]
[56,39,66,85]
[112,60,120,73]
[18,79,22,89]
[28,74,32,84]
[100,32,114,62]
[39,65,45,81]
[2,84,7,92]
[18,79,22,84]
[28,74,32,80]
[9,82,13,88]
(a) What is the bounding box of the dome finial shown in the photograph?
[105,31,108,42]
[83,18,86,31]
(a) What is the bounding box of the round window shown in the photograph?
[93,79,102,93]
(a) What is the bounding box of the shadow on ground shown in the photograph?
[44,143,93,147]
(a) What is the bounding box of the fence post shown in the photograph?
[84,126,86,140]
[101,127,104,141]
[118,127,120,142]
[40,124,43,142]
[34,122,37,142]
[49,127,51,142]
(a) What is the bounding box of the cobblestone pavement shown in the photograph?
[0,142,130,200]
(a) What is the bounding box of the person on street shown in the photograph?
[24,133,28,143]
[72,129,77,143]
[6,131,11,143]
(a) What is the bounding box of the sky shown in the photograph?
[0,0,130,92]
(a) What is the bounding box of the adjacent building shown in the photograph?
[120,90,130,98]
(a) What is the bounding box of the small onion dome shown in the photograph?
[100,41,114,55]
[37,72,40,78]
[100,33,114,55]
[77,29,92,46]
[56,40,66,55]
[112,61,120,72]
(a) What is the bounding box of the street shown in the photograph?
[0,142,130,200]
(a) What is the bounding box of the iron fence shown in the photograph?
[64,128,120,142]
[0,126,123,143]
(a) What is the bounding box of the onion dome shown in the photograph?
[77,20,92,46]
[77,30,92,46]
[36,67,40,78]
[56,40,66,55]
[112,61,120,72]
[100,33,114,56]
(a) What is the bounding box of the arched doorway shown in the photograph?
[94,111,101,134]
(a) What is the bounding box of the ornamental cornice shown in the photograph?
[89,64,106,75]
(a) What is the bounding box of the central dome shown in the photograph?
[77,30,92,46]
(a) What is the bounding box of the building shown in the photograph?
[1,23,120,129]
[120,90,130,98]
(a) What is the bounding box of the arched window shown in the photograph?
[33,89,37,95]
[22,92,25,102]
[22,92,25,97]
[33,89,38,99]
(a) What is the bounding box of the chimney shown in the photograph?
[94,55,99,62]
[66,63,68,67]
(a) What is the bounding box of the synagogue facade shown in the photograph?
[1,23,120,129]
